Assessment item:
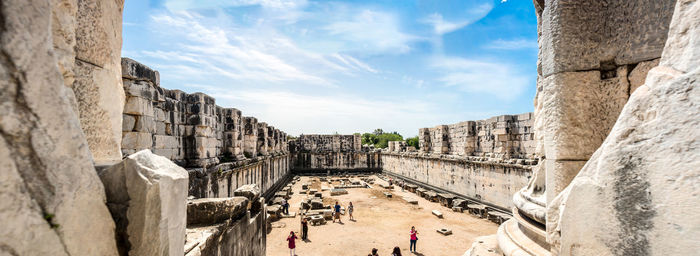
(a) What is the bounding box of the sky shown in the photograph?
[122,0,538,137]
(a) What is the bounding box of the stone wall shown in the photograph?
[382,113,536,210]
[120,57,288,168]
[289,134,381,172]
[188,154,290,199]
[185,196,267,256]
[418,113,535,159]
[382,154,533,210]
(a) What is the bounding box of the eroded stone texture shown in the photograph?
[548,1,700,254]
[99,150,188,256]
[0,1,118,255]
[539,70,629,162]
[538,0,676,76]
[73,0,125,164]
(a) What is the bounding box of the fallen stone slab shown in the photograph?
[402,196,419,205]
[330,189,349,196]
[437,228,453,236]
[432,210,444,218]
[309,215,326,225]
[187,197,248,226]
[384,192,393,198]
[233,184,261,201]
[452,206,464,213]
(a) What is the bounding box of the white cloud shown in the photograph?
[485,38,538,50]
[144,11,382,87]
[431,57,531,100]
[420,3,493,35]
[324,10,419,54]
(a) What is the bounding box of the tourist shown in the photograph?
[409,226,418,252]
[348,202,355,221]
[301,217,309,240]
[371,248,379,256]
[282,198,289,215]
[287,231,298,256]
[391,246,402,256]
[333,201,342,223]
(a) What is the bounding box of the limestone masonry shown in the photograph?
[289,134,381,172]
[1,1,698,256]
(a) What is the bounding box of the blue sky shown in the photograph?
[122,0,538,137]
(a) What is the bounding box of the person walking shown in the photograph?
[300,217,309,240]
[391,246,402,256]
[287,231,298,256]
[333,201,342,223]
[348,202,355,221]
[282,198,289,215]
[409,226,418,252]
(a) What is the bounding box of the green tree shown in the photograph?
[406,136,420,149]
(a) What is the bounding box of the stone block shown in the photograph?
[134,115,155,133]
[330,189,348,196]
[437,228,453,236]
[153,135,177,150]
[123,114,136,132]
[155,121,166,135]
[538,70,629,160]
[452,206,463,213]
[233,184,261,201]
[121,132,152,150]
[432,210,443,218]
[121,58,159,85]
[186,197,248,226]
[151,148,171,159]
[124,96,154,116]
[99,150,188,256]
[538,0,675,76]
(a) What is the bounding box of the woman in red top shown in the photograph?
[287,231,298,256]
[409,226,418,252]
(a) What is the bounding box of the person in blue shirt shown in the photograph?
[333,201,342,223]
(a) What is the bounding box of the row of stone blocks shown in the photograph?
[418,112,535,159]
[120,58,288,167]
[290,134,362,153]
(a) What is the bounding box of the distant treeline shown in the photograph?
[355,129,419,149]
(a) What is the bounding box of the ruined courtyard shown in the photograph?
[266,175,500,256]
[2,1,699,256]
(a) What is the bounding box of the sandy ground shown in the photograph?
[266,176,498,256]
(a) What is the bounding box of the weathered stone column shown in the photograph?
[223,108,244,160]
[496,1,677,256]
[418,128,431,153]
[257,122,269,155]
[73,0,126,165]
[548,0,700,253]
[244,117,258,157]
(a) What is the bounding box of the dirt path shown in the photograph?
[266,175,498,256]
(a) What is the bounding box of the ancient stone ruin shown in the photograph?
[1,0,698,256]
